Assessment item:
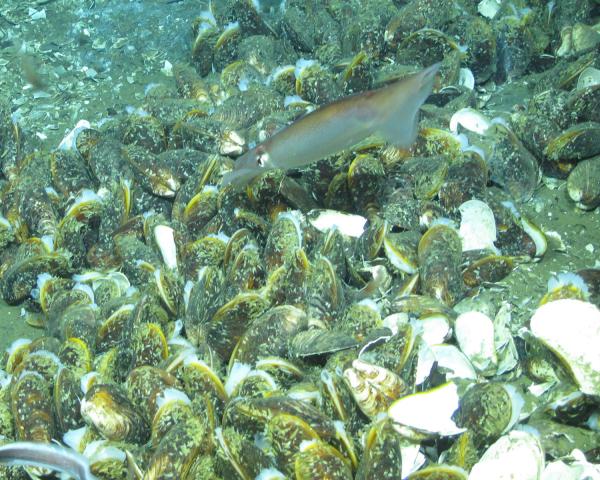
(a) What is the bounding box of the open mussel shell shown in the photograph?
[454,310,497,375]
[342,358,407,419]
[388,382,465,441]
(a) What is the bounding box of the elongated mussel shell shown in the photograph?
[487,123,540,201]
[294,439,352,480]
[230,305,307,366]
[223,395,336,440]
[80,383,149,443]
[264,211,304,270]
[11,371,55,442]
[462,254,515,287]
[121,114,167,154]
[418,223,464,306]
[545,122,600,162]
[145,416,209,480]
[215,426,273,480]
[184,265,225,346]
[206,292,269,361]
[267,412,321,475]
[355,418,403,480]
[54,366,85,434]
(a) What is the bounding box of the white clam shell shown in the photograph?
[458,199,498,253]
[388,382,465,437]
[455,310,498,375]
[469,430,544,480]
[418,314,451,346]
[450,108,492,135]
[307,209,367,238]
[530,299,600,396]
[458,68,475,90]
[154,225,178,271]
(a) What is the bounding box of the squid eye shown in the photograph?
[256,152,268,167]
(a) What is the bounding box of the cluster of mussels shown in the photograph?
[1,0,600,479]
